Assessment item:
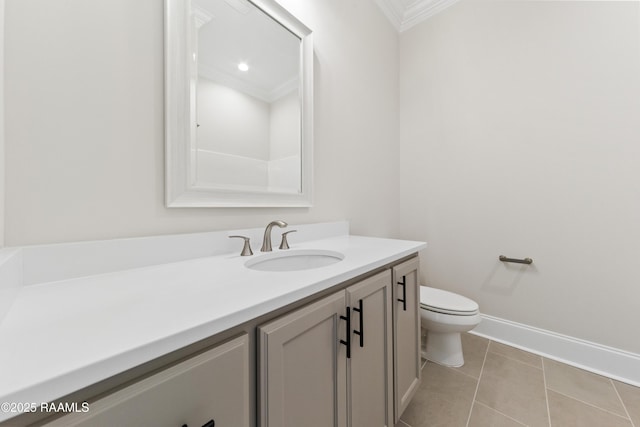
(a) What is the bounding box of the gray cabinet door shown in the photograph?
[259,291,348,427]
[346,270,393,427]
[44,334,250,427]
[392,257,422,422]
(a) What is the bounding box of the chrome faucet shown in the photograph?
[261,220,288,252]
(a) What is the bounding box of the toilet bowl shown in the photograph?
[420,286,480,367]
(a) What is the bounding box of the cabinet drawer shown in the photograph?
[44,334,250,427]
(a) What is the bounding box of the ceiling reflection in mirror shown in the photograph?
[191,0,302,194]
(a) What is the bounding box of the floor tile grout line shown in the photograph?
[473,400,528,427]
[397,419,412,427]
[488,342,543,370]
[610,378,636,427]
[541,357,552,427]
[465,339,490,427]
[452,366,483,382]
[546,386,633,422]
[488,350,545,374]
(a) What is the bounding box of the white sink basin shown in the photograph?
[245,249,345,272]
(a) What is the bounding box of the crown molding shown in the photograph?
[374,0,461,32]
[198,63,297,103]
[224,0,251,15]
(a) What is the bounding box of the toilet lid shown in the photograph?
[420,286,479,314]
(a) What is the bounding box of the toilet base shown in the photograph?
[423,331,464,367]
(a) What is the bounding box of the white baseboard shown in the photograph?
[470,314,640,387]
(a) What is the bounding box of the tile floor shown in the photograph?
[397,333,640,427]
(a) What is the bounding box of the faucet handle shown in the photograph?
[229,235,253,256]
[279,230,297,250]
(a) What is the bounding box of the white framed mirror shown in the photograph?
[165,0,313,207]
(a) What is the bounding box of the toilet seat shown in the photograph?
[420,286,479,316]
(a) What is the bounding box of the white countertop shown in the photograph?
[0,227,425,422]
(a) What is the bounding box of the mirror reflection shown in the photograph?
[192,0,302,194]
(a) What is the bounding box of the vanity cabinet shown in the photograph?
[392,257,422,422]
[43,334,250,427]
[258,270,396,427]
[6,253,422,427]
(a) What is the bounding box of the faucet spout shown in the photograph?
[261,220,288,252]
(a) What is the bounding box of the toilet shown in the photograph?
[419,286,480,367]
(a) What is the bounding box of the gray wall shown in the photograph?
[4,0,400,245]
[399,0,640,354]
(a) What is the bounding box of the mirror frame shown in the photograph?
[165,0,313,207]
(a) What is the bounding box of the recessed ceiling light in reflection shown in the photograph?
[238,62,249,72]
